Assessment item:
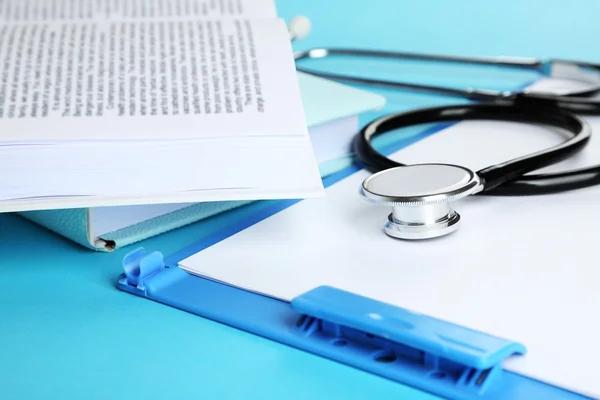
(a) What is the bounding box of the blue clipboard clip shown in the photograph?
[291,286,526,397]
[115,247,575,400]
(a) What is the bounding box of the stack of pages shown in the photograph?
[17,72,386,251]
[0,0,324,212]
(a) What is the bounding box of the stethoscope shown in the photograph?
[288,16,600,240]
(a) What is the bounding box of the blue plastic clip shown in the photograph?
[290,286,527,397]
[120,248,166,293]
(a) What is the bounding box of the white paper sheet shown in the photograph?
[179,113,600,398]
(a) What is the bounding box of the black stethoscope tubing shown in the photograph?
[354,103,598,196]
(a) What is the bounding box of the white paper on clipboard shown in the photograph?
[178,79,600,399]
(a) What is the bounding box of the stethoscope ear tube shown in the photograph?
[355,104,595,196]
[513,92,600,116]
[479,167,600,195]
[294,47,600,115]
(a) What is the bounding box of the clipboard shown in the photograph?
[115,126,591,400]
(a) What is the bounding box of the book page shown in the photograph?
[0,133,324,207]
[0,16,307,142]
[0,0,277,21]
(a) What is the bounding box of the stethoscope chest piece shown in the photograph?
[360,164,483,240]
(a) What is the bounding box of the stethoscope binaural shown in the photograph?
[288,17,600,115]
[287,16,600,240]
[294,48,600,115]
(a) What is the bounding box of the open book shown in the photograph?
[17,71,386,251]
[0,0,324,212]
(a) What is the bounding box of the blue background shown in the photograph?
[1,1,599,399]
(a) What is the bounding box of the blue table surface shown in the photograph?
[2,1,600,399]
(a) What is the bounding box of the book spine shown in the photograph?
[17,209,96,250]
